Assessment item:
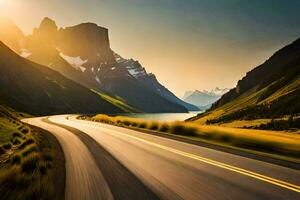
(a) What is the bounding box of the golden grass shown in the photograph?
[86,114,300,162]
[260,76,300,104]
[220,119,272,128]
[0,117,58,199]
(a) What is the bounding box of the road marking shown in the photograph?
[67,118,300,193]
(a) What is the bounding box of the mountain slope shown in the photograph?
[97,62,188,113]
[191,38,300,124]
[137,72,199,111]
[0,41,124,115]
[18,17,188,113]
[109,56,196,111]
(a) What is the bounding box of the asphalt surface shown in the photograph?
[24,115,300,200]
[23,117,113,200]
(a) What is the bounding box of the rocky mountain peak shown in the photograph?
[38,17,58,34]
[57,22,115,67]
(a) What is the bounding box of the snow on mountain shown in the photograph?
[211,87,230,95]
[183,87,230,110]
[126,64,147,78]
[113,53,147,78]
[59,52,87,72]
[20,48,32,58]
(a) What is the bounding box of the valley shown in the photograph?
[0,1,299,199]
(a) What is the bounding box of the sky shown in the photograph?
[1,0,300,97]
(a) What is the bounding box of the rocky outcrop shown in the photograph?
[26,17,115,71]
[58,23,115,69]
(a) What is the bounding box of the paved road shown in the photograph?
[23,117,113,200]
[25,115,300,200]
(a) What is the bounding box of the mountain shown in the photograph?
[0,41,125,115]
[183,88,229,110]
[12,17,188,113]
[191,38,300,124]
[96,55,188,112]
[109,55,199,111]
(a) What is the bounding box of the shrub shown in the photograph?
[149,122,159,130]
[21,153,39,174]
[21,129,29,134]
[138,122,147,129]
[159,124,170,132]
[183,127,198,136]
[0,166,31,188]
[13,132,22,138]
[42,153,53,161]
[3,143,12,150]
[19,138,35,150]
[10,154,22,165]
[131,122,138,127]
[170,123,198,136]
[171,124,185,135]
[0,146,5,154]
[39,163,47,176]
[216,134,231,143]
[46,162,53,169]
[21,145,37,157]
[12,138,21,145]
[123,120,131,126]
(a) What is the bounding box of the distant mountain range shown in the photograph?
[0,17,198,113]
[183,88,229,110]
[191,37,300,124]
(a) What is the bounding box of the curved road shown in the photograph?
[25,115,300,200]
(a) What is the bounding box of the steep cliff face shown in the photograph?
[1,17,189,113]
[58,23,115,68]
[25,18,101,90]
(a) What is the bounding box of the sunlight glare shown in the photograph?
[0,0,11,14]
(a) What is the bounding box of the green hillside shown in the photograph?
[191,38,300,131]
[91,89,138,113]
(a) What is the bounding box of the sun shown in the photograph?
[0,0,6,8]
[0,0,10,14]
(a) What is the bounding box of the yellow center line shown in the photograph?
[68,118,300,193]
